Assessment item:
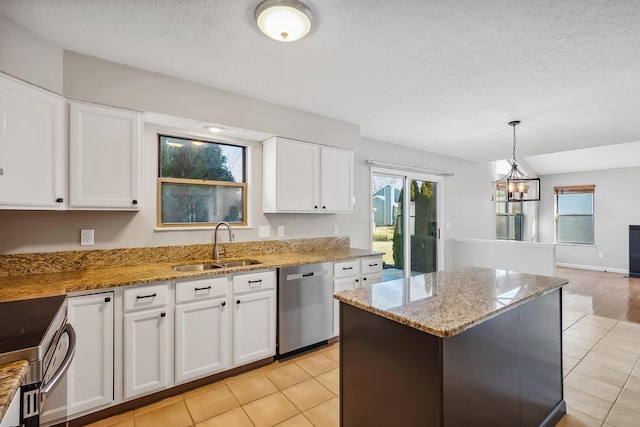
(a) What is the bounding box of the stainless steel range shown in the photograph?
[0,295,76,427]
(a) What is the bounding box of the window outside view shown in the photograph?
[158,135,246,227]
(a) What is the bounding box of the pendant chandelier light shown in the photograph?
[492,121,540,202]
[254,0,314,42]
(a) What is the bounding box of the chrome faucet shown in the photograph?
[213,222,234,260]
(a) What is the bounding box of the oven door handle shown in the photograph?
[40,323,77,396]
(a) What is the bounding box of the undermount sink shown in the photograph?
[172,263,223,272]
[218,259,262,268]
[172,259,262,272]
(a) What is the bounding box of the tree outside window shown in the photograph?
[158,135,247,227]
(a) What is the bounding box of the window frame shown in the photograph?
[156,133,249,228]
[496,201,523,241]
[554,185,595,245]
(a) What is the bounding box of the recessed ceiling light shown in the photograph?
[204,125,227,133]
[254,0,313,42]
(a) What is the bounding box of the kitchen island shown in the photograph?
[334,266,568,427]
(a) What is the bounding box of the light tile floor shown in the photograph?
[87,268,640,427]
[86,345,340,427]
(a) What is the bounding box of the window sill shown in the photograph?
[155,225,253,232]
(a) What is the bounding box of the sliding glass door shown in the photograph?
[371,168,443,280]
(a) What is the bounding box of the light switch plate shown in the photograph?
[259,226,270,238]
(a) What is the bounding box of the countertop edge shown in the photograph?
[0,360,28,423]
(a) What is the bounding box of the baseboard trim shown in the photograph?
[556,263,627,274]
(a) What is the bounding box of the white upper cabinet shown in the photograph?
[0,73,66,209]
[263,137,353,213]
[68,101,142,210]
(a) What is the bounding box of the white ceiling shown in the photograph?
[2,0,640,171]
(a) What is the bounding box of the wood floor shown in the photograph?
[559,267,640,322]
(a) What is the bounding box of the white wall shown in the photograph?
[0,16,63,92]
[0,24,497,255]
[539,166,640,273]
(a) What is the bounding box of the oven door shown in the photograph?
[21,323,76,427]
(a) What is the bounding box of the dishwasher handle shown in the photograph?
[285,269,328,281]
[41,323,76,396]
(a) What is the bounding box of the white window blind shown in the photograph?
[555,185,594,244]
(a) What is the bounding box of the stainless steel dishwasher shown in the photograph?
[278,262,333,357]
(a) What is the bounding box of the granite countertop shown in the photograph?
[334,265,568,338]
[0,248,380,303]
[0,360,28,422]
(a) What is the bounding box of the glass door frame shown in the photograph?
[370,166,445,279]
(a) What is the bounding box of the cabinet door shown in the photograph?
[124,308,170,399]
[233,291,276,366]
[0,388,19,427]
[0,74,65,209]
[69,101,142,210]
[274,138,319,212]
[41,292,114,423]
[333,277,359,337]
[175,298,230,383]
[320,146,353,212]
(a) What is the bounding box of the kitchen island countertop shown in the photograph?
[334,265,568,337]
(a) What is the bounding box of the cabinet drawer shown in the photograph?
[334,260,359,279]
[232,271,275,294]
[124,282,169,312]
[360,258,383,275]
[175,276,228,303]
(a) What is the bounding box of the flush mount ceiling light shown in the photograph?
[492,121,540,202]
[204,125,226,133]
[254,0,314,42]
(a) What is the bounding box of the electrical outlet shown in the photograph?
[333,224,339,235]
[278,226,285,237]
[80,229,94,246]
[598,251,604,259]
[259,226,270,238]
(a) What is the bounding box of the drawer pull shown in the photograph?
[237,300,241,304]
[160,312,166,318]
[194,286,212,291]
[136,293,157,300]
[302,272,314,277]
[342,267,353,270]
[248,279,263,284]
[221,301,226,307]
[368,263,379,267]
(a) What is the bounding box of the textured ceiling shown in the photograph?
[2,0,640,167]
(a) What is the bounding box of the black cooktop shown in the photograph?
[0,295,67,356]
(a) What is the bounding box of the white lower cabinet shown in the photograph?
[174,276,230,384]
[41,292,114,424]
[332,257,384,337]
[0,387,20,427]
[232,271,276,366]
[123,282,171,400]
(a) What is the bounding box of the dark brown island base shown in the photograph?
[334,266,569,427]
